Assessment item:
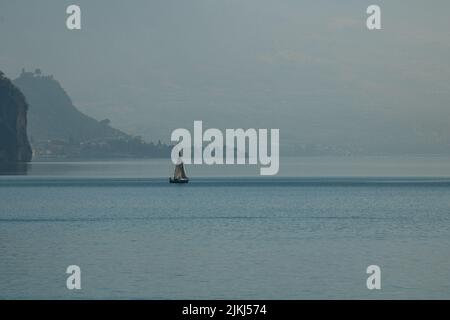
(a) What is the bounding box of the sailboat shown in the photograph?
[170,152,189,183]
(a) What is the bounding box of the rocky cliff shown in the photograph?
[0,71,32,162]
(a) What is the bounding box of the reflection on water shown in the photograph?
[0,162,30,175]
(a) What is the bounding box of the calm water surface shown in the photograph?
[1,158,450,299]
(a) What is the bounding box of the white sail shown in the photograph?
[173,161,188,180]
[171,152,188,182]
[180,163,187,179]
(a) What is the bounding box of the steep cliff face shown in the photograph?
[0,71,32,162]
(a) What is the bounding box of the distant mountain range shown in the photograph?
[12,69,170,159]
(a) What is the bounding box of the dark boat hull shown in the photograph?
[169,178,189,184]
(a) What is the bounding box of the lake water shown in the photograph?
[1,157,450,299]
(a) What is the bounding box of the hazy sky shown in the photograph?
[1,0,449,154]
